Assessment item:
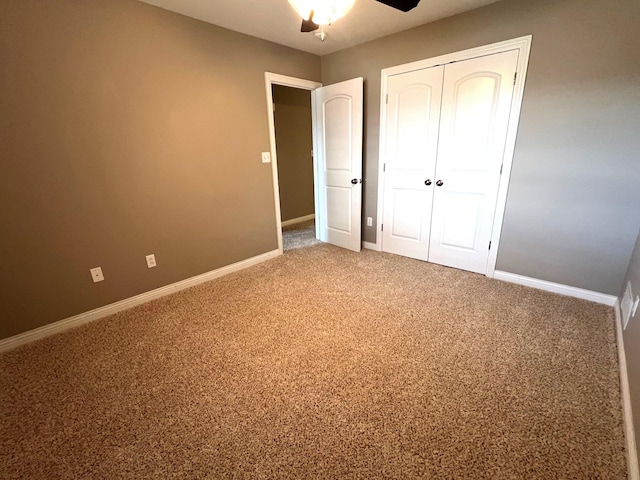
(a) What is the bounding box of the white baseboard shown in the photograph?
[493,271,617,306]
[281,214,315,227]
[615,300,640,480]
[0,249,282,354]
[363,241,381,251]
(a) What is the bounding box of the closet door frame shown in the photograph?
[375,35,532,278]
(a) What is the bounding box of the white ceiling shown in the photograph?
[138,0,502,55]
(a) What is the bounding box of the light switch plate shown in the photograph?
[261,152,271,163]
[146,254,157,268]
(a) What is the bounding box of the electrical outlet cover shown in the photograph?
[90,267,104,283]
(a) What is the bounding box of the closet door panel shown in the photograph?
[429,49,519,273]
[381,66,444,261]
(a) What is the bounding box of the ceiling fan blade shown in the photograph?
[300,10,319,32]
[374,0,420,12]
[301,18,319,32]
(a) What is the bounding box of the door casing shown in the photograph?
[375,35,533,278]
[265,73,322,254]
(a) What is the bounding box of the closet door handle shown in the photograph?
[351,178,358,185]
[436,180,444,187]
[424,179,432,186]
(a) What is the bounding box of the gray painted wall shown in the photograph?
[321,0,640,295]
[621,228,640,466]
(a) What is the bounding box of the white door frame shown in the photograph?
[264,73,322,253]
[375,35,532,278]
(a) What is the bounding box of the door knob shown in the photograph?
[424,179,432,186]
[436,180,444,187]
[351,178,359,185]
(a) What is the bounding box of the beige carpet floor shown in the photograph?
[0,244,627,479]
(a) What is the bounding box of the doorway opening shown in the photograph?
[264,73,321,253]
[271,84,318,252]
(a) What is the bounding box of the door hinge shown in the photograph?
[513,72,517,85]
[488,241,492,250]
[383,163,386,172]
[381,224,384,232]
[386,94,388,104]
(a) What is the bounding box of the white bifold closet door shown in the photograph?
[382,49,519,274]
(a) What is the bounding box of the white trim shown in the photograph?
[311,88,321,241]
[377,35,533,277]
[0,249,281,354]
[281,213,315,227]
[494,271,617,306]
[265,73,322,253]
[380,36,531,77]
[362,241,380,251]
[615,300,640,480]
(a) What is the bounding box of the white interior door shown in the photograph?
[381,66,444,261]
[313,77,363,252]
[428,50,519,273]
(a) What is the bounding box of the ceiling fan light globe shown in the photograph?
[288,0,357,25]
[288,0,312,20]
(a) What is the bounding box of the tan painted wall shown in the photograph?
[321,0,640,296]
[272,86,314,223]
[0,0,320,339]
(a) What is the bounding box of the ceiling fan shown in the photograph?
[289,0,421,34]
